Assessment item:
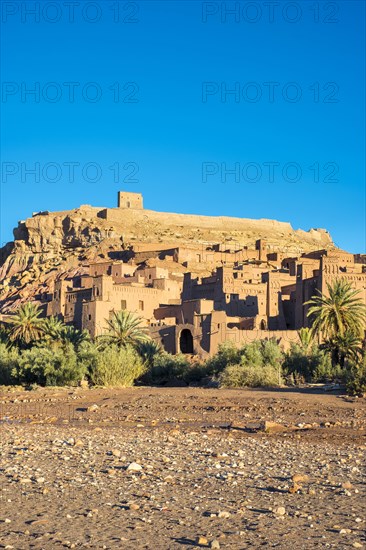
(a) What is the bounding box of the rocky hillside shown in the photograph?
[0,204,335,313]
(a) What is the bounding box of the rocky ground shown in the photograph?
[0,386,365,549]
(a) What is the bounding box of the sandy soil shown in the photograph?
[0,386,365,549]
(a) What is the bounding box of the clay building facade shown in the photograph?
[46,244,366,357]
[44,192,366,356]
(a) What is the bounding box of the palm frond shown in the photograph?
[101,310,149,349]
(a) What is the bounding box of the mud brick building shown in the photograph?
[42,192,366,357]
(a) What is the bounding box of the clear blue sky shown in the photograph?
[1,1,365,253]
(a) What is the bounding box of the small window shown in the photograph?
[139,300,144,311]
[88,314,91,320]
[121,300,127,310]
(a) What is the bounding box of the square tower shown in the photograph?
[117,191,143,209]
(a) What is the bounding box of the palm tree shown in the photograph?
[99,310,149,349]
[305,279,366,340]
[137,339,163,367]
[323,330,363,368]
[60,326,90,349]
[41,317,89,350]
[297,327,313,353]
[0,323,11,346]
[42,316,64,340]
[8,303,45,346]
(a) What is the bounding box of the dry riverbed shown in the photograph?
[0,386,365,549]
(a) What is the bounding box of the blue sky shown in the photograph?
[1,0,365,252]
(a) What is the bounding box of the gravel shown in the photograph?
[0,386,365,549]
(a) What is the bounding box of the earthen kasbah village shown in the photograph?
[1,191,365,356]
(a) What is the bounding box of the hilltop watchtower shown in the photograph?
[117,191,143,209]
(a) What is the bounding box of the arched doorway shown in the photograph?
[180,329,194,354]
[260,320,267,330]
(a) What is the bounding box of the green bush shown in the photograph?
[259,339,284,368]
[0,344,19,385]
[283,343,333,383]
[239,341,263,368]
[149,352,190,384]
[15,343,85,386]
[346,354,366,395]
[183,362,211,384]
[0,324,11,346]
[204,341,241,376]
[204,339,282,375]
[77,340,99,366]
[217,339,283,388]
[141,351,208,385]
[313,360,345,383]
[219,363,281,388]
[85,344,145,387]
[240,339,283,369]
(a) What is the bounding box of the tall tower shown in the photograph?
[117,191,143,209]
[256,239,268,261]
